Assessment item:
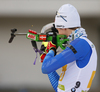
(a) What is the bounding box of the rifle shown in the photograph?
[8,23,69,64]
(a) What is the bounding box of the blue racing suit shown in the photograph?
[41,37,96,92]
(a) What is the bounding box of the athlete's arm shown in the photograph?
[42,38,92,74]
[48,71,60,92]
[42,46,75,74]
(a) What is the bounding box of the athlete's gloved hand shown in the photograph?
[46,32,57,55]
[40,52,46,63]
[40,42,48,63]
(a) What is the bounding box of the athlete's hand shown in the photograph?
[40,53,46,63]
[40,42,48,63]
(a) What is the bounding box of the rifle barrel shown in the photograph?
[14,33,27,35]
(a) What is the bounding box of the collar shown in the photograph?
[67,28,87,43]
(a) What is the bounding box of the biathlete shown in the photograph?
[40,4,97,92]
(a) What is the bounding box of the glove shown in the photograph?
[40,52,46,63]
[40,42,48,52]
[40,42,48,63]
[46,32,57,55]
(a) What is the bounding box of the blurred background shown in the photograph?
[0,0,100,92]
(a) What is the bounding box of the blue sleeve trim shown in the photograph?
[48,71,59,92]
[47,50,55,56]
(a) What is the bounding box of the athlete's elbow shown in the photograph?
[42,67,51,74]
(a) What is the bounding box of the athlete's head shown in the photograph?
[55,4,81,29]
[55,4,81,36]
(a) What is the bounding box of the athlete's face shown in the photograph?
[57,28,73,37]
[57,28,67,35]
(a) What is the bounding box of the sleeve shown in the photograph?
[70,38,92,68]
[42,46,76,74]
[41,50,60,92]
[48,71,60,92]
[42,38,92,74]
